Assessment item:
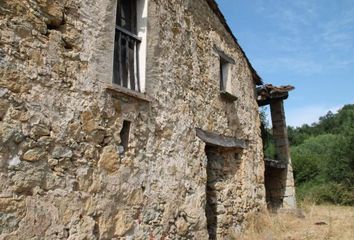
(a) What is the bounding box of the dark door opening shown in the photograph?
[205,146,218,240]
[264,164,287,211]
[205,146,240,239]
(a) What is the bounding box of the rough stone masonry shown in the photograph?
[0,0,270,239]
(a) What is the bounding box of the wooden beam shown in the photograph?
[257,94,289,106]
[213,46,236,64]
[264,158,287,169]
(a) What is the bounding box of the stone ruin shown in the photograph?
[0,0,296,239]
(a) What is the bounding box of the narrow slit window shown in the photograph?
[119,120,131,154]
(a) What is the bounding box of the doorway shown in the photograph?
[205,146,240,239]
[264,163,287,210]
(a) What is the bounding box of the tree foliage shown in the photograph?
[288,104,354,205]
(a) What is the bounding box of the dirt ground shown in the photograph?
[238,204,354,240]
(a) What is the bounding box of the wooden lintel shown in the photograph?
[220,91,238,102]
[196,128,247,149]
[213,46,236,64]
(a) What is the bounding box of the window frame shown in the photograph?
[113,0,142,92]
[214,47,237,101]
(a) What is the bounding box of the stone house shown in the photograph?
[0,0,295,239]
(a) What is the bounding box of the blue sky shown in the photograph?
[216,0,354,127]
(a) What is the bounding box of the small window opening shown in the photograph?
[214,47,237,101]
[119,120,131,154]
[220,58,229,92]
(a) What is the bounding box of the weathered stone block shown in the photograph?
[114,210,134,237]
[98,145,120,173]
[22,148,45,162]
[52,146,73,159]
[36,0,65,29]
[0,99,9,120]
[80,111,98,133]
[30,124,50,139]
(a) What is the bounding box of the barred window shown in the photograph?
[113,0,141,91]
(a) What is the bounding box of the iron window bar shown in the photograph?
[115,26,142,42]
[113,26,141,92]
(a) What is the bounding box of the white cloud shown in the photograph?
[284,105,341,127]
[255,57,324,74]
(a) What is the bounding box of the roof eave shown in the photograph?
[205,0,263,86]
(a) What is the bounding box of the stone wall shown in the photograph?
[0,0,265,239]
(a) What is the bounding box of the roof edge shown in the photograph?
[205,0,263,85]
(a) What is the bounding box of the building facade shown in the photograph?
[0,0,293,239]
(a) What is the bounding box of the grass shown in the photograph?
[236,203,354,240]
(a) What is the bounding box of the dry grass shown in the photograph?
[237,203,354,240]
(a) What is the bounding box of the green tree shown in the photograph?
[289,104,354,205]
